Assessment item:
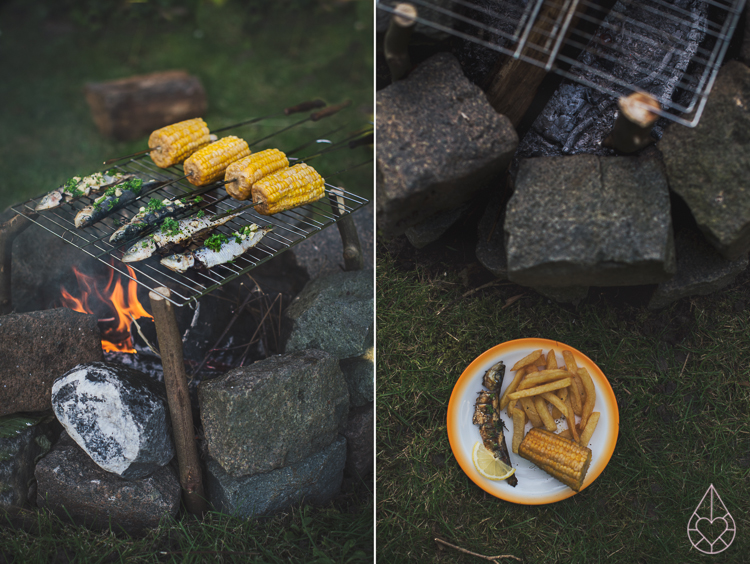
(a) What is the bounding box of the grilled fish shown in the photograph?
[75,178,164,229]
[160,224,271,273]
[36,172,134,211]
[473,360,517,487]
[109,197,193,244]
[121,211,243,263]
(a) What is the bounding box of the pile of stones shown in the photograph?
[0,205,373,535]
[377,53,750,308]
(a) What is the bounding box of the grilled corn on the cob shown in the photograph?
[252,163,324,215]
[149,118,212,168]
[518,428,592,492]
[224,149,290,201]
[183,136,251,186]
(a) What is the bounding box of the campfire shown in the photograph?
[59,263,152,353]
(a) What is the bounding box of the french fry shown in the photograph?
[541,391,570,420]
[557,428,573,440]
[534,355,547,367]
[568,374,583,416]
[577,367,597,429]
[562,350,578,372]
[511,404,526,454]
[511,350,543,372]
[579,411,600,446]
[520,397,544,428]
[564,391,580,443]
[550,387,568,419]
[500,366,527,410]
[546,349,558,370]
[533,396,557,432]
[517,369,574,391]
[508,378,571,401]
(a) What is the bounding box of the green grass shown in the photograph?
[376,248,750,563]
[1,493,373,563]
[0,0,373,214]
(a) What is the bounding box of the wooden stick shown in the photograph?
[149,287,208,516]
[384,3,417,82]
[328,188,364,271]
[434,538,522,562]
[603,92,661,153]
[0,214,35,315]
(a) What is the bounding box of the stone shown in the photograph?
[290,203,374,279]
[505,153,676,287]
[0,415,60,508]
[283,269,373,359]
[342,405,373,478]
[35,433,180,535]
[0,309,103,417]
[51,362,174,479]
[404,204,471,249]
[648,225,749,310]
[198,349,349,477]
[377,52,518,236]
[206,435,346,518]
[475,186,508,279]
[340,347,374,408]
[659,61,750,260]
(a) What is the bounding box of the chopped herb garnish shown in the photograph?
[63,177,84,198]
[196,210,205,218]
[205,233,228,252]
[160,217,181,236]
[112,219,121,227]
[194,196,204,203]
[145,198,165,212]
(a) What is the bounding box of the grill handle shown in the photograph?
[328,189,364,271]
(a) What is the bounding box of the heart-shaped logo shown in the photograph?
[687,485,736,555]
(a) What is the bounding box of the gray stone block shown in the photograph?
[51,362,174,479]
[505,154,675,287]
[290,204,373,279]
[35,433,180,535]
[533,285,589,305]
[340,348,374,408]
[659,61,750,260]
[207,435,347,518]
[0,309,103,417]
[648,225,749,310]
[476,186,508,279]
[198,350,349,477]
[404,204,471,249]
[0,415,59,508]
[342,405,373,478]
[377,53,518,236]
[283,269,373,360]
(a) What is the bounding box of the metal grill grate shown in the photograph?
[377,0,746,126]
[10,155,369,307]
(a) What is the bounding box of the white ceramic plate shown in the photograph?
[447,338,619,505]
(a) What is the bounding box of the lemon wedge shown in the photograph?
[472,441,516,481]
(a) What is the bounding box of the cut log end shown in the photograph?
[149,287,171,301]
[619,92,661,128]
[393,3,418,27]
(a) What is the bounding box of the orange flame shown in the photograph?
[60,265,153,353]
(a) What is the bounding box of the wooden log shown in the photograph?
[602,92,660,153]
[328,189,364,271]
[0,214,35,315]
[483,2,572,128]
[149,287,208,516]
[384,3,417,82]
[84,70,207,141]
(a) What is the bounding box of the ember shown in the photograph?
[59,264,153,353]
